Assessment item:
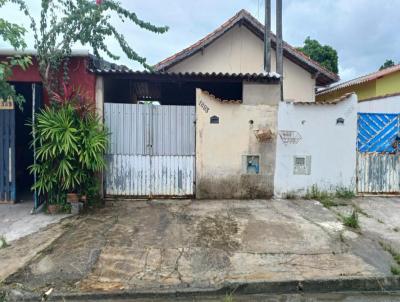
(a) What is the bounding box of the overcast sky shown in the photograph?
[1,0,399,82]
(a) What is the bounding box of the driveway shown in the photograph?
[0,202,69,242]
[1,197,400,298]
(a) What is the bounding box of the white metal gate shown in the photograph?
[104,103,195,197]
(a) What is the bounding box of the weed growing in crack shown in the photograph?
[223,293,235,302]
[305,185,337,208]
[394,228,399,232]
[335,187,355,199]
[0,236,9,249]
[351,204,370,218]
[342,211,359,229]
[380,242,400,266]
[379,241,400,275]
[391,266,400,275]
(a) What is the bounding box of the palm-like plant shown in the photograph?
[29,90,108,205]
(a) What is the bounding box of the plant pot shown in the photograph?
[47,204,60,214]
[67,193,79,203]
[71,202,84,215]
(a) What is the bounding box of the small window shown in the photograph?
[336,118,345,125]
[210,115,219,124]
[293,155,311,175]
[295,157,305,166]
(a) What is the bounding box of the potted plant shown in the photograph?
[67,193,79,203]
[29,86,108,214]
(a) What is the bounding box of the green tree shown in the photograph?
[4,0,168,96]
[379,59,396,70]
[297,37,339,74]
[0,0,32,107]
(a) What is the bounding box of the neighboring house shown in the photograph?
[318,65,400,195]
[0,50,97,209]
[317,64,400,111]
[155,9,339,103]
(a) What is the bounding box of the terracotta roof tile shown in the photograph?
[318,64,400,96]
[155,9,339,86]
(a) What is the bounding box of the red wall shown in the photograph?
[3,56,96,105]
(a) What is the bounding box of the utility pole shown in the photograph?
[276,0,283,101]
[264,0,271,73]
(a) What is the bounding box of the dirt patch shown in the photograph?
[195,215,240,252]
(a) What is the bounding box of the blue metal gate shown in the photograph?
[357,113,400,193]
[0,101,16,203]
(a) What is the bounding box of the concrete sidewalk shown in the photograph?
[1,197,400,298]
[0,202,69,242]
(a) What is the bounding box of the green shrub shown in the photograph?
[29,90,108,206]
[342,211,359,229]
[391,266,400,275]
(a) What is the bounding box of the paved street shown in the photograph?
[1,197,400,299]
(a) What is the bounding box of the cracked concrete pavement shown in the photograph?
[1,197,400,296]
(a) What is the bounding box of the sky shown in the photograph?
[1,0,400,82]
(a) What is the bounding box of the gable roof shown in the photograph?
[317,64,400,96]
[155,9,339,86]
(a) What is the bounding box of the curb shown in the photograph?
[5,276,400,301]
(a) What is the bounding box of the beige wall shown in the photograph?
[170,25,316,103]
[196,88,279,199]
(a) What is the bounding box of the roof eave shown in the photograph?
[155,10,339,86]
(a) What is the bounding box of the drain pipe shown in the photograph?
[276,0,284,100]
[264,0,271,73]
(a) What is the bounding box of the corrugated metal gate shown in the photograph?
[104,103,196,197]
[357,113,400,193]
[0,102,15,203]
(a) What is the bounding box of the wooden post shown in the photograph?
[95,76,105,199]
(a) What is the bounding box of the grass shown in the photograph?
[380,242,400,265]
[379,241,400,275]
[305,185,337,208]
[0,236,9,249]
[223,293,234,302]
[342,211,359,229]
[391,266,400,275]
[335,187,356,199]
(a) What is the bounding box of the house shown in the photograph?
[316,64,400,112]
[317,65,400,195]
[92,60,281,199]
[155,9,339,103]
[0,50,97,209]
